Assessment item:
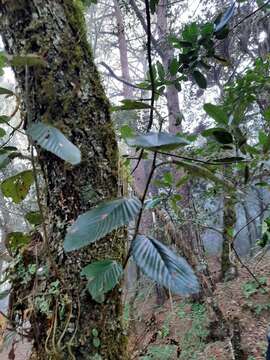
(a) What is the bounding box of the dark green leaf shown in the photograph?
[182,23,198,43]
[1,170,34,203]
[215,27,229,40]
[212,130,233,144]
[169,58,179,76]
[0,128,6,138]
[81,260,123,303]
[259,131,268,145]
[244,165,249,184]
[192,70,207,89]
[201,23,214,37]
[64,197,141,251]
[202,128,233,144]
[0,154,10,170]
[27,122,81,165]
[25,211,42,225]
[132,235,199,295]
[126,132,190,151]
[150,0,159,13]
[203,103,228,125]
[156,61,165,80]
[0,87,13,96]
[264,107,270,121]
[0,115,10,123]
[120,125,134,139]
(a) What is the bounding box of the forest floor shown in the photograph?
[128,254,270,360]
[1,254,270,359]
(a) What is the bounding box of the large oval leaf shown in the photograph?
[64,197,141,252]
[203,103,228,125]
[214,3,235,33]
[132,235,199,295]
[126,132,189,150]
[81,260,123,303]
[1,170,34,204]
[192,70,207,89]
[27,122,81,165]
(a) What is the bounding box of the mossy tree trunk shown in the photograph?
[0,1,127,359]
[221,193,238,281]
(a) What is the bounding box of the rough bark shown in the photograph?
[221,192,238,281]
[156,0,182,132]
[0,1,127,359]
[113,0,133,99]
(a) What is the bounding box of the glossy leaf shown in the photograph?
[214,3,235,33]
[1,170,34,203]
[192,70,207,89]
[64,197,141,252]
[203,103,228,125]
[202,128,233,144]
[132,235,199,295]
[126,132,189,150]
[27,122,81,165]
[81,260,123,303]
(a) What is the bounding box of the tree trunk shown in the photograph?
[156,0,182,132]
[114,0,133,99]
[221,193,238,281]
[0,1,127,359]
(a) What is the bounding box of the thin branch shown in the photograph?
[100,61,142,90]
[233,204,269,242]
[231,0,270,31]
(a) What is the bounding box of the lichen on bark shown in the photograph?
[0,0,127,358]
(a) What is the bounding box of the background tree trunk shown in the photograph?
[0,1,127,359]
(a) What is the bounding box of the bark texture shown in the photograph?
[0,1,127,359]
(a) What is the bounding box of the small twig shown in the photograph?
[231,0,270,32]
[231,243,262,287]
[233,204,269,242]
[100,61,142,90]
[156,150,248,166]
